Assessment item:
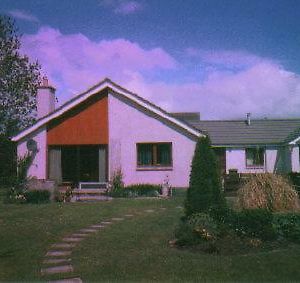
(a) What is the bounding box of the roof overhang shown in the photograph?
[288,136,300,145]
[12,78,202,142]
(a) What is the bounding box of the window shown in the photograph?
[137,143,172,168]
[246,147,265,167]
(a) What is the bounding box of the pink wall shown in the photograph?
[108,93,196,187]
[17,126,47,179]
[226,148,265,173]
[226,146,300,173]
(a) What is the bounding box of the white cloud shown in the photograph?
[8,9,39,23]
[21,27,176,103]
[21,27,300,119]
[99,0,144,14]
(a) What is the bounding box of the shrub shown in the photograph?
[24,190,50,204]
[230,209,276,241]
[125,184,160,197]
[288,172,300,196]
[108,183,161,198]
[0,135,17,187]
[175,213,219,246]
[109,169,125,197]
[188,213,220,241]
[237,173,299,212]
[4,154,32,204]
[185,136,227,217]
[273,213,300,243]
[5,187,26,204]
[54,187,73,202]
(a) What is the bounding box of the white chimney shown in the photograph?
[246,112,251,126]
[37,76,56,118]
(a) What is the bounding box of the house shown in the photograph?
[172,113,300,175]
[12,78,300,188]
[12,78,202,188]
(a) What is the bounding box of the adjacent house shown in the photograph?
[12,78,300,188]
[172,113,300,175]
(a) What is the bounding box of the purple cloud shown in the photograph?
[8,9,39,23]
[21,27,176,103]
[20,27,300,120]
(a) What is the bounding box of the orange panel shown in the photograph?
[47,94,108,145]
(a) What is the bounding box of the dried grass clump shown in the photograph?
[236,173,299,212]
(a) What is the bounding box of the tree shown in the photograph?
[0,15,41,137]
[184,136,226,217]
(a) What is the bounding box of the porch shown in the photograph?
[48,145,108,187]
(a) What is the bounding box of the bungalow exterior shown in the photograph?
[172,114,300,175]
[12,78,300,188]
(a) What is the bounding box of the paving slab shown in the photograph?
[111,217,124,221]
[41,264,73,275]
[145,209,155,213]
[52,243,76,249]
[43,258,71,265]
[79,228,98,233]
[160,207,167,210]
[101,221,112,225]
[63,237,84,242]
[90,224,105,228]
[71,233,90,238]
[48,277,82,283]
[46,251,72,257]
[124,214,134,217]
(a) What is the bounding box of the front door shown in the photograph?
[213,147,226,176]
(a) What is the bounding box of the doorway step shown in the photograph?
[71,187,112,202]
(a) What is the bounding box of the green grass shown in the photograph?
[0,189,300,282]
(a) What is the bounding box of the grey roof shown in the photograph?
[186,119,300,146]
[171,112,200,123]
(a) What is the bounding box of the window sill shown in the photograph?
[136,166,173,171]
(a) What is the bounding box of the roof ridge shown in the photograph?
[12,77,202,141]
[196,118,300,122]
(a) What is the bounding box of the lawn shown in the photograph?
[1,190,300,282]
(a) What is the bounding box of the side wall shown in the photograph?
[225,146,300,173]
[108,93,196,187]
[226,148,265,174]
[17,126,47,179]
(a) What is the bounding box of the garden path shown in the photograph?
[40,207,168,282]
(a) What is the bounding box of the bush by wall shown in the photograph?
[0,135,16,187]
[237,173,299,212]
[109,183,160,198]
[24,190,50,204]
[125,184,160,197]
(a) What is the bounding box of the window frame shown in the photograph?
[136,142,173,170]
[245,147,265,168]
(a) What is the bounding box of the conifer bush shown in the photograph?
[184,136,226,217]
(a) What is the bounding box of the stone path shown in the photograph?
[40,207,167,282]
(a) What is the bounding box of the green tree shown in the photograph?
[184,136,226,217]
[0,15,41,137]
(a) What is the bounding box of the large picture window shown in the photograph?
[246,147,265,167]
[137,143,172,167]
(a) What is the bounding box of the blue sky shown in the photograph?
[1,0,300,119]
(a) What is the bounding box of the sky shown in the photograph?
[1,0,300,119]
